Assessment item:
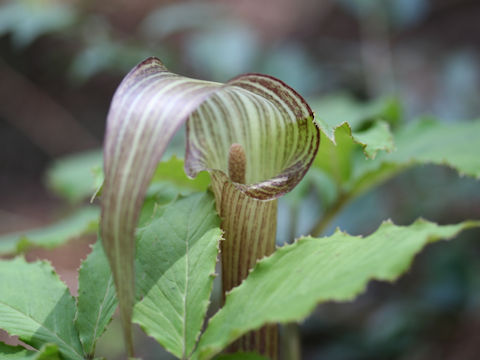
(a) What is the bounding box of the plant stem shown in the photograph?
[281,323,301,360]
[310,193,350,237]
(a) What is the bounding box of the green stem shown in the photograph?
[281,323,301,360]
[310,193,350,237]
[288,203,300,244]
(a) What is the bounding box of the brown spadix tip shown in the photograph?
[228,143,247,184]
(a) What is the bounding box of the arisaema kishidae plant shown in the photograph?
[100,57,319,358]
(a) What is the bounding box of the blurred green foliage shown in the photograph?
[46,149,102,204]
[0,0,76,48]
[0,206,98,255]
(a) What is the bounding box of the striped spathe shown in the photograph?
[100,57,320,357]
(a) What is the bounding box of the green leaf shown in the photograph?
[313,123,356,185]
[310,94,401,138]
[313,117,395,181]
[0,342,61,360]
[194,219,480,359]
[349,118,480,198]
[352,120,394,159]
[46,150,103,204]
[100,57,319,353]
[133,192,222,359]
[150,155,210,192]
[75,240,117,357]
[0,342,36,359]
[35,343,61,360]
[311,95,398,188]
[0,258,84,360]
[0,207,99,255]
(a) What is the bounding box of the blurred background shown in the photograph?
[1,0,480,359]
